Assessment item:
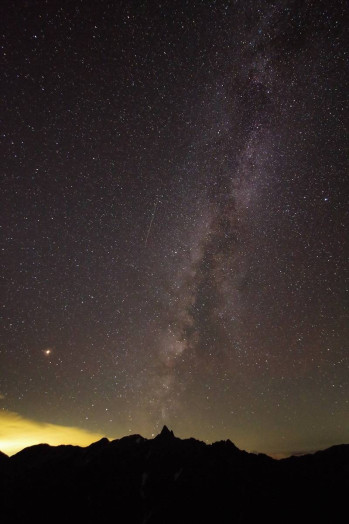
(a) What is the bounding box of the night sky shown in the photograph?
[1,0,348,457]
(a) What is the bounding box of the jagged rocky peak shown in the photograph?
[158,425,175,438]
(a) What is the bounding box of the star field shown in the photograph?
[1,0,348,456]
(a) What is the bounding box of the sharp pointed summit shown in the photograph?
[157,425,175,439]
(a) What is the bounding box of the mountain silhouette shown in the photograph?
[0,450,9,465]
[156,424,175,439]
[0,427,347,523]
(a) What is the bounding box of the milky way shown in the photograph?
[1,0,348,455]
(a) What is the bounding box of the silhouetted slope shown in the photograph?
[0,429,348,524]
[0,450,9,465]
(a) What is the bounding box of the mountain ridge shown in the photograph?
[2,425,347,460]
[0,427,348,523]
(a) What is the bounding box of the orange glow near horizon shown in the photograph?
[0,410,106,456]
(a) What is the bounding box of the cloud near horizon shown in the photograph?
[0,410,105,456]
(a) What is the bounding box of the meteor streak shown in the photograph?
[145,201,158,247]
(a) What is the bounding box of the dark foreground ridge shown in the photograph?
[1,427,348,524]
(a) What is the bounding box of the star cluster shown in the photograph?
[1,0,348,455]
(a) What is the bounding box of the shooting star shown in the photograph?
[145,201,158,247]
